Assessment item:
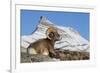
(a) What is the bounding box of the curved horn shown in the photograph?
[46,27,56,40]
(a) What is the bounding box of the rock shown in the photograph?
[21,48,89,63]
[21,53,32,63]
[30,54,56,62]
[21,53,57,63]
[54,49,89,60]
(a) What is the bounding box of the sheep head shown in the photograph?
[46,27,61,41]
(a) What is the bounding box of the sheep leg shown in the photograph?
[49,48,56,58]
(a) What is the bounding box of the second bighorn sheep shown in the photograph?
[27,27,61,58]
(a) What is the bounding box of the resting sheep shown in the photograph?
[27,27,61,58]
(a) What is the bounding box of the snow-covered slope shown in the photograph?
[21,16,89,52]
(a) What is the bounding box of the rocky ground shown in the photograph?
[21,49,89,63]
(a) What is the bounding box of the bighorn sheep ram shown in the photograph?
[27,27,61,58]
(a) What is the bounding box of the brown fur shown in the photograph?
[27,27,60,58]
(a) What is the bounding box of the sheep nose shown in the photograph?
[56,34,61,41]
